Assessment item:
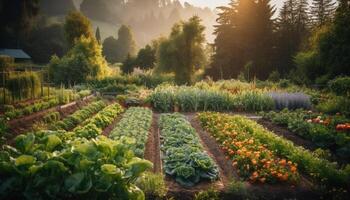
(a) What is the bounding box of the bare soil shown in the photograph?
[102,114,123,137]
[144,113,162,173]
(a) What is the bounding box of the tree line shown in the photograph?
[207,0,349,85]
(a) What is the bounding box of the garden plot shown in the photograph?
[109,107,153,158]
[261,109,350,164]
[6,95,96,137]
[198,113,349,193]
[158,113,223,195]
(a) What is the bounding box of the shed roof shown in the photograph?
[0,49,31,59]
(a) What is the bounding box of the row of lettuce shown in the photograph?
[159,113,219,187]
[0,102,158,200]
[198,112,350,190]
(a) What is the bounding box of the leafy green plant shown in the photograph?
[194,188,220,200]
[74,103,124,139]
[0,132,152,200]
[51,100,106,131]
[136,172,167,199]
[109,107,152,157]
[42,112,60,124]
[159,113,219,187]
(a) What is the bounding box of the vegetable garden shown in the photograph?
[1,78,349,200]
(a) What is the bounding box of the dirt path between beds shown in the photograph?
[144,113,162,173]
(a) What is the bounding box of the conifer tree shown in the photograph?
[96,26,101,44]
[310,0,336,26]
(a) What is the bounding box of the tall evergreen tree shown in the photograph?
[209,0,275,80]
[115,25,137,62]
[310,0,337,26]
[96,27,101,44]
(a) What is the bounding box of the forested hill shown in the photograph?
[39,0,216,46]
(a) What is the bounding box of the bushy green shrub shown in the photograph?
[316,96,350,117]
[328,77,350,96]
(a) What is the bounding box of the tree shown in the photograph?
[24,22,67,64]
[64,11,93,48]
[102,36,119,63]
[135,44,157,70]
[319,0,350,77]
[158,16,206,85]
[209,0,275,80]
[310,0,336,27]
[49,36,108,85]
[96,27,102,44]
[115,25,137,62]
[0,0,40,47]
[121,54,137,74]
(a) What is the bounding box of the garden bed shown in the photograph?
[7,95,95,136]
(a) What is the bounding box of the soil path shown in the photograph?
[186,114,238,186]
[102,114,123,137]
[144,113,162,173]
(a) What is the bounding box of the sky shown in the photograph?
[180,0,285,10]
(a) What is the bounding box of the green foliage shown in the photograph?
[268,70,281,82]
[0,56,14,71]
[102,25,137,63]
[294,51,322,84]
[5,72,41,101]
[49,36,108,85]
[319,2,350,78]
[74,103,124,139]
[194,188,220,200]
[316,96,350,117]
[0,132,152,199]
[205,113,350,188]
[149,85,274,113]
[64,11,93,48]
[328,76,350,96]
[24,21,67,63]
[42,112,60,124]
[136,172,167,199]
[87,74,174,90]
[109,107,152,157]
[159,113,219,187]
[4,98,60,120]
[157,16,206,85]
[210,0,275,79]
[121,54,137,74]
[262,109,350,160]
[227,180,248,197]
[135,44,157,70]
[52,100,107,131]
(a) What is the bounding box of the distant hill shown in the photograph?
[41,0,216,47]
